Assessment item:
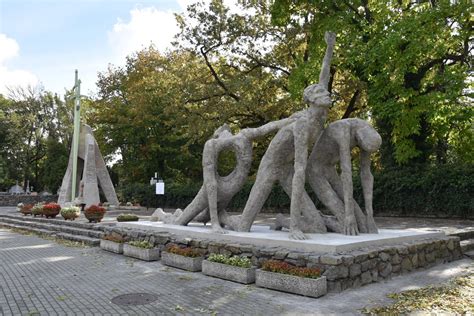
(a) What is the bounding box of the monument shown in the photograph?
[57,71,119,207]
[154,31,378,239]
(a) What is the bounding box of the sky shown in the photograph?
[0,0,197,96]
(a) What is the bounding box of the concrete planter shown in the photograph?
[256,270,327,298]
[123,244,160,261]
[100,240,124,254]
[161,252,203,272]
[202,260,256,284]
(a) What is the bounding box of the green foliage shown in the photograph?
[60,206,80,220]
[116,214,139,222]
[207,254,252,268]
[354,163,474,218]
[128,240,153,249]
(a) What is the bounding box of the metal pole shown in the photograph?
[71,70,81,202]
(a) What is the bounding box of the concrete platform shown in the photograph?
[117,221,445,254]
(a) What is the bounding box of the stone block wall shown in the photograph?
[0,195,58,207]
[102,226,462,293]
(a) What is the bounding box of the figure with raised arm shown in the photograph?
[226,31,337,239]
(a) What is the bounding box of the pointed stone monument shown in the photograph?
[58,70,119,207]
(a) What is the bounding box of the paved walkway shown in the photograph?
[0,228,472,315]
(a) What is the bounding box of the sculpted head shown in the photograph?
[212,124,233,139]
[355,124,382,153]
[303,83,332,107]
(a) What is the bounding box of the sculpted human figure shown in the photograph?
[226,31,336,239]
[308,118,381,234]
[272,118,382,235]
[155,117,297,233]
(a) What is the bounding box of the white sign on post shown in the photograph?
[156,181,165,195]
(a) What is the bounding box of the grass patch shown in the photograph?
[362,274,474,315]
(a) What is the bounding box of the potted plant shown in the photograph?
[161,244,204,272]
[256,260,327,298]
[20,204,33,216]
[84,205,106,223]
[42,203,61,218]
[31,202,44,217]
[60,206,80,221]
[123,240,160,261]
[100,233,125,254]
[16,203,24,213]
[116,214,139,222]
[202,254,256,284]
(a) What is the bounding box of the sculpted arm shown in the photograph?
[338,129,359,235]
[360,150,378,233]
[239,116,297,140]
[319,31,336,90]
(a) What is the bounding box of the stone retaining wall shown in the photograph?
[0,195,58,206]
[102,226,462,293]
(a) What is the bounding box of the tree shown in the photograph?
[271,0,473,165]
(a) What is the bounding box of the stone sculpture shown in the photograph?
[58,124,119,207]
[272,118,382,235]
[224,31,336,239]
[155,116,298,233]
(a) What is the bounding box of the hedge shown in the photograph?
[117,163,473,218]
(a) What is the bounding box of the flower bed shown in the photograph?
[161,244,203,272]
[60,206,80,221]
[84,205,106,223]
[123,240,160,261]
[255,260,327,298]
[202,254,255,284]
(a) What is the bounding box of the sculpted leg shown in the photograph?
[174,186,208,225]
[279,167,327,233]
[307,167,345,223]
[236,169,277,232]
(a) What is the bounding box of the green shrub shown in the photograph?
[128,240,153,249]
[207,254,252,268]
[116,214,139,222]
[117,163,473,218]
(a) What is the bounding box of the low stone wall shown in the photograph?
[102,226,462,293]
[0,195,58,206]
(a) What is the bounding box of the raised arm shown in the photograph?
[319,31,336,90]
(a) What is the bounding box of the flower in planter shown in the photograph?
[31,202,45,217]
[60,206,80,221]
[128,240,153,249]
[262,260,321,279]
[116,214,139,222]
[42,203,61,218]
[102,234,125,243]
[166,244,202,257]
[16,203,24,212]
[208,254,252,268]
[20,204,33,216]
[84,205,106,223]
